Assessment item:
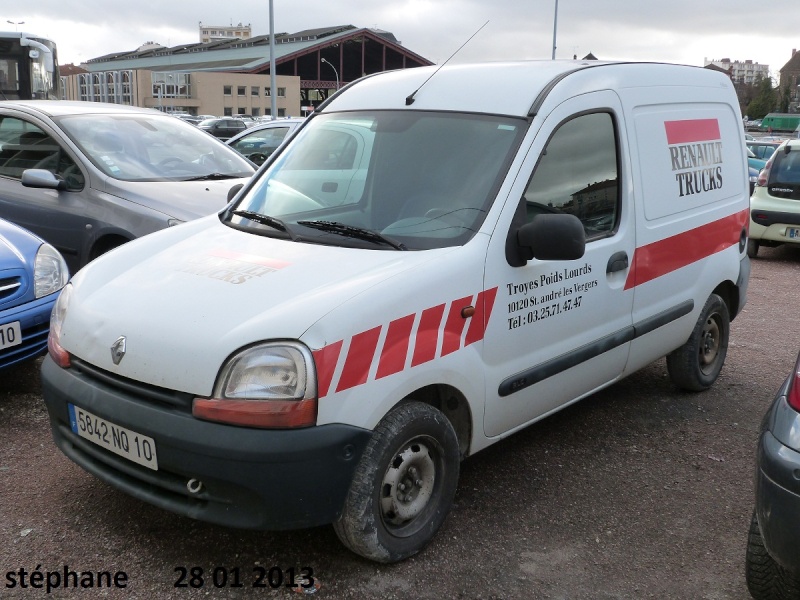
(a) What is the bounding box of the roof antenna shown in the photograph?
[405,20,489,106]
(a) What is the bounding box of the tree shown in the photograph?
[746,77,778,119]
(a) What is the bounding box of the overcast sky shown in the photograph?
[6,1,799,81]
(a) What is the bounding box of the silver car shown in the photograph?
[0,101,255,272]
[226,117,305,166]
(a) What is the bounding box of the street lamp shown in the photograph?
[551,0,558,59]
[321,58,339,91]
[7,20,24,31]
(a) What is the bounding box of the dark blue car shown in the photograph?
[0,218,69,370]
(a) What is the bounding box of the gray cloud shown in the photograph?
[12,0,798,78]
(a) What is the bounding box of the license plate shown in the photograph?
[68,404,158,470]
[789,228,800,239]
[0,321,22,351]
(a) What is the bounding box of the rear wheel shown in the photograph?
[667,293,729,391]
[747,239,760,258]
[746,511,800,599]
[333,402,460,563]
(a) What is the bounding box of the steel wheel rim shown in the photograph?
[380,438,437,533]
[699,313,722,374]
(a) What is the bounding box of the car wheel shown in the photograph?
[666,293,729,391]
[746,511,800,599]
[747,239,760,258]
[333,401,460,563]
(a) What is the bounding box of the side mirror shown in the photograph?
[227,183,245,203]
[21,169,66,191]
[515,213,586,263]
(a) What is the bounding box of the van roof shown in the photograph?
[321,60,729,119]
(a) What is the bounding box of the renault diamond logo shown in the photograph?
[111,336,127,365]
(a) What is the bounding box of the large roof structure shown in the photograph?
[82,25,433,90]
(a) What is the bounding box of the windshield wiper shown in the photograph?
[296,220,408,250]
[231,210,297,239]
[183,173,239,181]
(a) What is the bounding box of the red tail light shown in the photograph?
[786,353,800,412]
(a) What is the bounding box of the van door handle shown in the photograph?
[606,251,629,273]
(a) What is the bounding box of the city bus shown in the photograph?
[0,31,59,100]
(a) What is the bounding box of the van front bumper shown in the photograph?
[40,356,372,530]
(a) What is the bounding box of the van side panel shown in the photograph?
[621,89,748,372]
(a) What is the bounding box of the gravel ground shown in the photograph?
[1,245,799,599]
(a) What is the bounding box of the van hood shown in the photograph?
[60,216,453,394]
[102,177,251,221]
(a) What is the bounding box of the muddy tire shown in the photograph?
[333,402,460,563]
[667,293,729,391]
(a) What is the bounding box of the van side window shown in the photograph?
[523,112,619,239]
[0,116,84,190]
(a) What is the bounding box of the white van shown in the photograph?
[42,60,751,563]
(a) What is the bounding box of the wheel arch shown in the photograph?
[712,279,740,322]
[88,232,133,262]
[395,384,473,459]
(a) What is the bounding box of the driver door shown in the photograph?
[482,91,636,437]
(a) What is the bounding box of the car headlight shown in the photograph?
[192,342,318,428]
[47,282,73,368]
[34,243,69,298]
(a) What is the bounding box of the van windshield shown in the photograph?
[225,111,526,250]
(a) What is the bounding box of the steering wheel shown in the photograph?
[423,207,471,227]
[158,157,185,167]
[247,152,268,165]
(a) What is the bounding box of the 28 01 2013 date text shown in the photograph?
[174,566,315,590]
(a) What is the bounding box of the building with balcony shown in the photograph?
[704,57,770,85]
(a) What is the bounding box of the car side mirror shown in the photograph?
[21,168,67,191]
[227,183,245,203]
[512,213,586,265]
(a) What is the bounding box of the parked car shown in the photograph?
[746,348,800,599]
[226,117,305,165]
[175,114,203,126]
[748,139,800,257]
[747,140,782,161]
[197,117,250,141]
[0,218,69,370]
[748,164,760,196]
[0,100,255,273]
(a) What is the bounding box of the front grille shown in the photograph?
[0,276,22,302]
[0,321,48,368]
[70,357,195,412]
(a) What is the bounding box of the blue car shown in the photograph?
[0,218,69,370]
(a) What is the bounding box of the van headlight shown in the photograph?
[34,243,69,298]
[47,282,73,368]
[192,342,318,428]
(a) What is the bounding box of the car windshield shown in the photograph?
[56,113,254,182]
[225,111,526,250]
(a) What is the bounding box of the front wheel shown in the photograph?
[667,293,730,391]
[333,402,460,563]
